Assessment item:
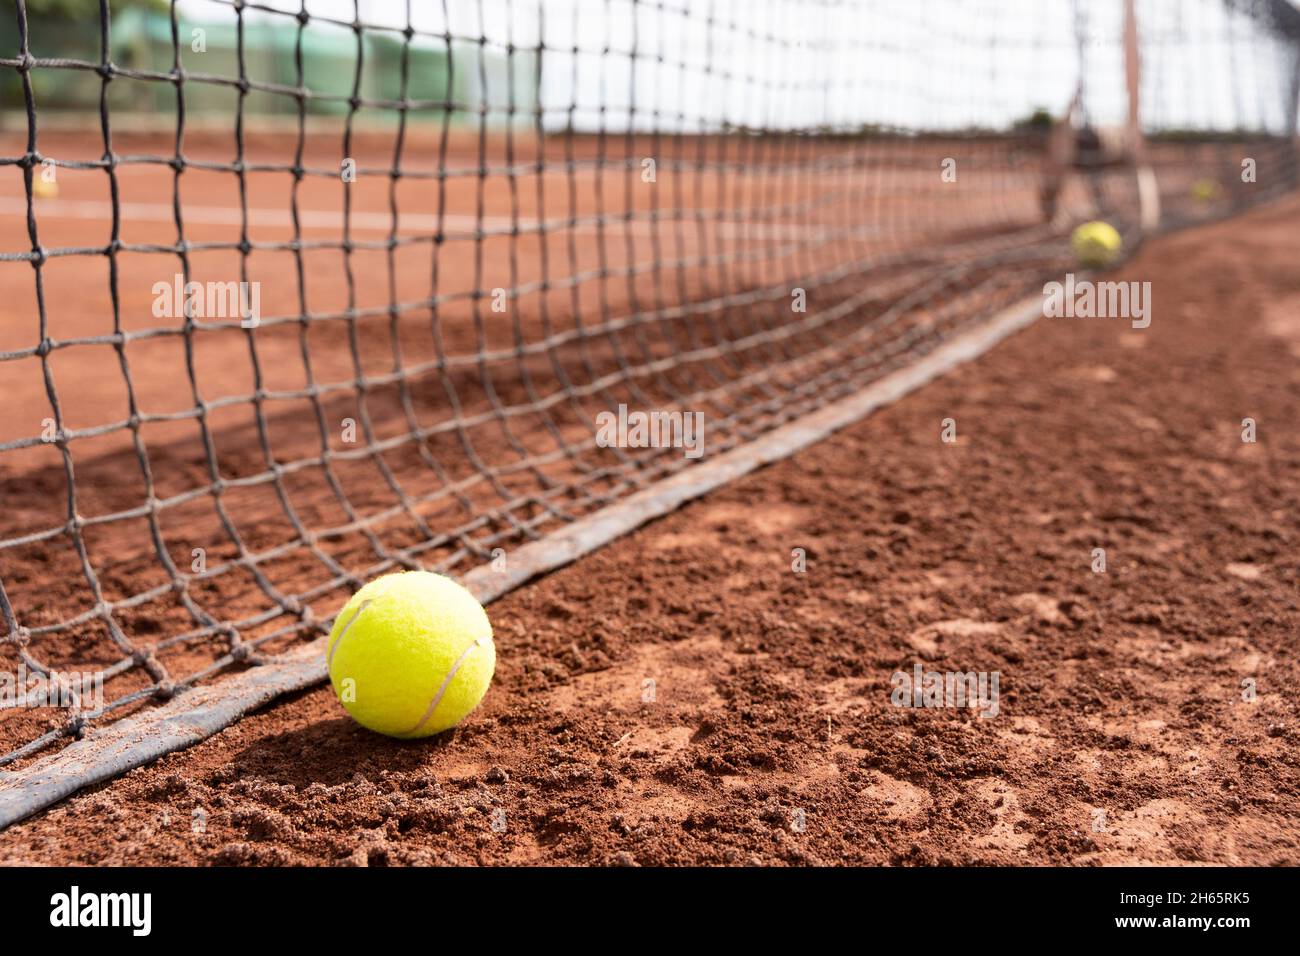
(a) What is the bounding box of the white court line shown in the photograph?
[0,197,844,242]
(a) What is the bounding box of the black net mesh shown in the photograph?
[0,0,1297,764]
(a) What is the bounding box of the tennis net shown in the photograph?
[0,0,1298,767]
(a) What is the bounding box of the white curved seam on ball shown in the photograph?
[406,634,493,736]
[327,599,373,670]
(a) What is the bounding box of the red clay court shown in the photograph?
[0,0,1298,880]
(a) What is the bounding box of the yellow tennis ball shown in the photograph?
[1070,220,1122,268]
[1190,178,1220,202]
[326,571,495,738]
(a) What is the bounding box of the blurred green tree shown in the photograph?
[18,0,167,16]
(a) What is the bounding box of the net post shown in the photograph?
[1124,0,1160,233]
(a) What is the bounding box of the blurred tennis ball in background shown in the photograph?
[1190,178,1221,202]
[327,571,495,738]
[1070,220,1123,268]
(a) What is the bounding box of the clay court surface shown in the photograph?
[0,127,1048,453]
[1,191,1296,866]
[2,124,1090,765]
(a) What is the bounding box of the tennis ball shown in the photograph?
[1070,220,1122,268]
[1190,178,1220,203]
[326,571,495,738]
